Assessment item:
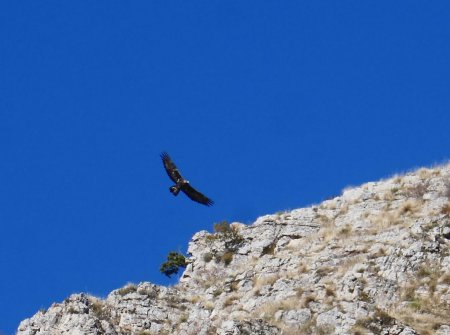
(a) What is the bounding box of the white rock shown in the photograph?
[17,163,450,335]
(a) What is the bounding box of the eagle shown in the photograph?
[160,152,214,206]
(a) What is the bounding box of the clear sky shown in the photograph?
[1,1,449,333]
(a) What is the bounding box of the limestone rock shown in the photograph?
[17,164,450,334]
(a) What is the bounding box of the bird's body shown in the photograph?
[169,179,188,196]
[160,152,214,206]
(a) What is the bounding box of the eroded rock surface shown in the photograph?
[18,165,450,334]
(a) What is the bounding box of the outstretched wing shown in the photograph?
[160,152,183,183]
[181,183,214,206]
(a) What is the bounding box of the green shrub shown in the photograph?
[202,252,213,263]
[160,252,187,278]
[221,251,234,266]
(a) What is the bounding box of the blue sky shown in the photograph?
[1,1,450,333]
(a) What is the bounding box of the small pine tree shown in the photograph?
[160,252,187,278]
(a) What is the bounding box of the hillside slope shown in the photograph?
[18,164,450,335]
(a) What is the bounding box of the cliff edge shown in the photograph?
[18,164,450,334]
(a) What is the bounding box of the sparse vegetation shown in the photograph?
[417,265,432,278]
[203,301,214,310]
[202,252,213,263]
[220,251,234,266]
[398,199,421,215]
[316,324,335,335]
[354,308,395,333]
[212,289,222,297]
[262,241,277,256]
[223,294,240,307]
[211,221,244,250]
[405,180,430,198]
[20,163,450,335]
[325,285,336,297]
[179,313,189,323]
[204,221,244,265]
[359,290,371,303]
[443,179,450,198]
[67,306,78,314]
[253,274,279,291]
[408,298,422,310]
[91,300,109,320]
[316,266,333,278]
[301,294,316,308]
[338,224,352,237]
[298,262,309,274]
[439,272,450,285]
[441,202,450,216]
[117,284,137,296]
[295,287,304,297]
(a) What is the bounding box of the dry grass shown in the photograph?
[383,190,396,201]
[301,294,317,308]
[252,274,280,296]
[298,262,309,274]
[393,176,403,184]
[337,255,366,276]
[253,274,279,287]
[443,179,450,198]
[278,325,307,335]
[441,202,450,216]
[186,295,201,304]
[351,325,370,335]
[117,283,137,296]
[438,272,450,285]
[368,199,423,233]
[418,168,432,179]
[315,266,334,278]
[316,324,336,335]
[392,306,450,334]
[353,308,395,334]
[223,293,240,307]
[370,246,386,258]
[404,180,430,198]
[265,313,316,335]
[203,301,214,310]
[339,203,349,215]
[369,211,399,231]
[294,287,304,297]
[325,283,336,297]
[91,299,110,320]
[337,224,353,237]
[220,251,234,266]
[254,297,297,325]
[317,221,337,242]
[316,213,332,225]
[393,264,450,332]
[398,199,422,215]
[179,313,189,323]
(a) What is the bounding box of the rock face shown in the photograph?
[18,165,450,334]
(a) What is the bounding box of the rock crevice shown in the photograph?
[18,164,450,334]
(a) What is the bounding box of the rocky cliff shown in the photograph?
[17,164,450,335]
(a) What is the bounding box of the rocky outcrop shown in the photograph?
[18,165,450,334]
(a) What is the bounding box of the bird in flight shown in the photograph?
[160,152,214,206]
